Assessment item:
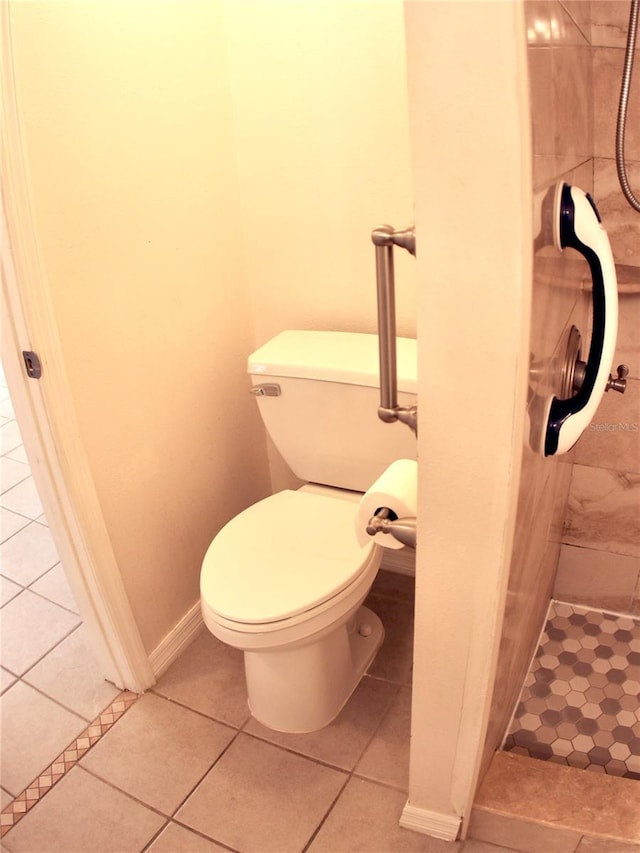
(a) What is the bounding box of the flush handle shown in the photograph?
[250,383,281,397]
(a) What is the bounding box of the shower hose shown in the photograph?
[616,0,640,212]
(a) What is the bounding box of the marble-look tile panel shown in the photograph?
[528,45,556,157]
[554,543,640,613]
[533,154,591,192]
[560,0,591,42]
[595,159,640,268]
[563,464,640,558]
[591,0,636,48]
[632,572,640,616]
[594,48,640,162]
[573,378,640,472]
[526,0,590,47]
[552,41,592,159]
[527,0,591,165]
[469,808,582,853]
[484,467,565,764]
[528,48,591,164]
[474,751,640,841]
[616,288,640,380]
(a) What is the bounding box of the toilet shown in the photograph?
[200,330,417,733]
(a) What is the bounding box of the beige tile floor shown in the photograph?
[0,370,517,853]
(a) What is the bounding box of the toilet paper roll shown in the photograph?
[355,459,418,550]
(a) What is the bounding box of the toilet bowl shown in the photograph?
[201,488,384,732]
[199,330,417,733]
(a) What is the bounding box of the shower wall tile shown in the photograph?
[594,158,640,267]
[552,41,592,159]
[485,2,596,766]
[560,1,592,43]
[616,288,640,379]
[573,378,640,470]
[593,48,640,162]
[563,464,640,558]
[554,543,640,612]
[527,1,592,163]
[591,1,634,48]
[483,452,569,758]
[528,45,556,157]
[632,574,640,615]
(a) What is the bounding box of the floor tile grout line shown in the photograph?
[25,575,81,617]
[1,570,65,601]
[0,689,139,838]
[3,618,83,685]
[0,471,32,497]
[148,687,251,732]
[301,772,351,853]
[305,681,409,851]
[0,511,45,545]
[1,573,415,847]
[77,764,173,822]
[1,671,95,723]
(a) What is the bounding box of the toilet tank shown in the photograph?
[248,330,417,492]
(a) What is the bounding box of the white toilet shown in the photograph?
[200,330,417,733]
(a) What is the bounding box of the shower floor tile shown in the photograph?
[504,601,640,780]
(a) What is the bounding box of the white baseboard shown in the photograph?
[400,802,461,841]
[149,601,204,679]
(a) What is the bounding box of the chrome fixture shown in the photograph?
[371,224,417,436]
[606,364,629,394]
[616,0,640,212]
[561,325,628,399]
[366,507,417,549]
[250,383,281,397]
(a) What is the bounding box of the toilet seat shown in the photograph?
[200,489,377,630]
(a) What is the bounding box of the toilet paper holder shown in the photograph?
[366,507,416,549]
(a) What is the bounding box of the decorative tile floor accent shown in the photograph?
[504,601,640,779]
[0,690,138,837]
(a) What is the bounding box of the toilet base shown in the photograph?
[244,605,384,733]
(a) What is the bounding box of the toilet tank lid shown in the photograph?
[248,330,417,392]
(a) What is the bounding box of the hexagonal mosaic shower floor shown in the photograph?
[503,601,640,780]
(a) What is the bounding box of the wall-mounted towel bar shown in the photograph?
[371,224,417,436]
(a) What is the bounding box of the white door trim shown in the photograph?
[1,4,154,693]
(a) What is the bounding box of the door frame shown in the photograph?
[1,3,154,694]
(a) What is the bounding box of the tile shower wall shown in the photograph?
[554,0,640,617]
[482,0,594,763]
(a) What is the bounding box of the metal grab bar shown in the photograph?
[371,224,417,436]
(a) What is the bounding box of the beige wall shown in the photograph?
[554,0,640,616]
[8,0,272,654]
[404,1,532,831]
[8,0,414,655]
[222,0,416,345]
